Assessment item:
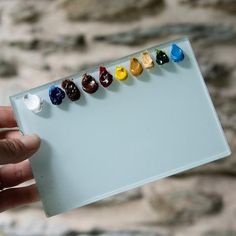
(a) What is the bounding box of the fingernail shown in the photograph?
[19,134,41,151]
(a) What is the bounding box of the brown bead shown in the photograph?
[81,73,99,94]
[130,57,143,76]
[61,79,80,101]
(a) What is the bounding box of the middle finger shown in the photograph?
[0,160,33,190]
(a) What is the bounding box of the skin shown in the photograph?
[0,106,41,212]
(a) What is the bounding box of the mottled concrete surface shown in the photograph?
[0,0,235,235]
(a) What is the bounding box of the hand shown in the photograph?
[0,106,41,212]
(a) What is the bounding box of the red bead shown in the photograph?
[99,66,113,87]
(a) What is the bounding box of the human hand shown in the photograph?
[0,106,41,212]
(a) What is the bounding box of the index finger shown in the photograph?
[0,106,17,128]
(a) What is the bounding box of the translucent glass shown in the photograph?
[10,37,231,217]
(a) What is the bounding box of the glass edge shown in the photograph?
[9,96,24,134]
[47,148,230,217]
[185,40,232,154]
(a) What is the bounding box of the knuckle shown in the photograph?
[13,165,24,181]
[1,139,27,162]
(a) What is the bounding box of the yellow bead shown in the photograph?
[115,66,128,80]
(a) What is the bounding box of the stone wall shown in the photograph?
[0,0,235,235]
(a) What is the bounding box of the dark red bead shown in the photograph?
[81,74,99,94]
[99,66,113,87]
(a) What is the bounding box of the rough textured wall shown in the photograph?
[0,0,235,235]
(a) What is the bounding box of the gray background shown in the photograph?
[0,0,236,235]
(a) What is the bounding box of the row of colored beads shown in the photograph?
[23,43,184,112]
[48,43,184,105]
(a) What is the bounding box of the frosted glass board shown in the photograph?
[10,38,231,217]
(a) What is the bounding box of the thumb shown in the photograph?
[0,134,41,165]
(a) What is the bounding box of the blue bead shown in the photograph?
[171,44,184,62]
[49,85,65,105]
